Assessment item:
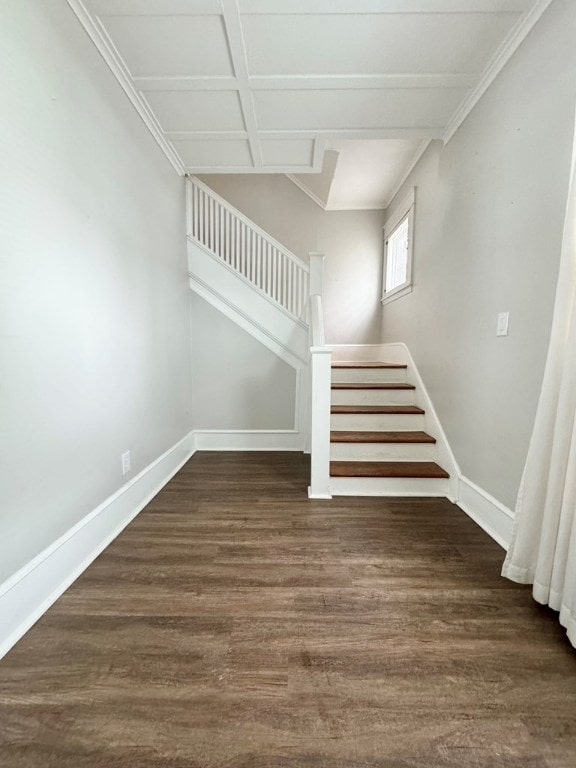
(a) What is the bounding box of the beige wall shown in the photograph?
[0,0,192,582]
[197,174,384,345]
[190,294,297,430]
[380,0,576,509]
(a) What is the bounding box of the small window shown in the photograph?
[382,189,415,305]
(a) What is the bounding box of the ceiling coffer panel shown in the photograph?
[144,91,245,132]
[241,13,521,76]
[261,140,315,167]
[74,0,546,174]
[254,88,468,131]
[99,15,232,77]
[170,140,253,167]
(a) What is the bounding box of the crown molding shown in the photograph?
[383,139,431,209]
[285,174,328,210]
[443,0,555,143]
[66,0,185,175]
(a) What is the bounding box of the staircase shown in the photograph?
[186,176,455,500]
[329,361,450,496]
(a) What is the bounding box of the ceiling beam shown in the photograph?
[220,0,262,168]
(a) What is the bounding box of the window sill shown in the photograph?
[381,284,412,306]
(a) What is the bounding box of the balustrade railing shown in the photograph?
[187,177,309,322]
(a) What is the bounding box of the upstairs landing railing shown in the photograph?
[186,176,309,323]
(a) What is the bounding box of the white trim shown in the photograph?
[383,140,431,209]
[220,0,262,168]
[285,174,328,210]
[443,0,555,143]
[380,283,412,305]
[367,342,461,501]
[65,0,185,175]
[194,430,304,450]
[457,475,515,550]
[384,187,415,234]
[382,193,415,302]
[189,272,307,368]
[187,236,308,329]
[0,431,195,659]
[312,137,326,172]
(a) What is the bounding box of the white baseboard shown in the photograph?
[0,431,196,660]
[194,429,304,451]
[457,475,514,550]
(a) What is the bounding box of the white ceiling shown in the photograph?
[74,0,550,176]
[289,139,429,210]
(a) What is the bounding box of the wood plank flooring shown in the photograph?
[1,451,575,768]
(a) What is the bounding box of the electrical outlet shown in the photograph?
[121,450,131,475]
[497,312,509,337]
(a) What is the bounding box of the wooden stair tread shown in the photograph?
[330,431,436,444]
[331,382,415,390]
[331,361,407,369]
[330,461,450,479]
[331,405,425,415]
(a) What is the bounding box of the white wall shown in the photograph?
[190,294,296,429]
[0,0,192,583]
[197,174,384,345]
[380,0,576,510]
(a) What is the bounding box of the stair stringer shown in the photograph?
[330,343,461,500]
[188,239,310,451]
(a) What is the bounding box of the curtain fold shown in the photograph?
[502,107,576,648]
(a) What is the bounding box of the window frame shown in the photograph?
[381,188,415,306]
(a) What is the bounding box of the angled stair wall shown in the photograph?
[186,177,311,449]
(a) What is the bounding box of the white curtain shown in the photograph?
[502,108,576,648]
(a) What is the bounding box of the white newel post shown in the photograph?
[308,253,332,498]
[308,344,332,499]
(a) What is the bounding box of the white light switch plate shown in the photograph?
[497,312,509,336]
[121,450,131,475]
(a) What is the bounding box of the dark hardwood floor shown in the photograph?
[1,452,575,767]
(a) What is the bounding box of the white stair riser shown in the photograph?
[331,368,406,384]
[331,389,415,406]
[330,413,425,431]
[330,441,437,462]
[330,476,449,497]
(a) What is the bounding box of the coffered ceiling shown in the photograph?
[71,0,552,175]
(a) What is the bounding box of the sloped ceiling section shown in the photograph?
[74,0,549,175]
